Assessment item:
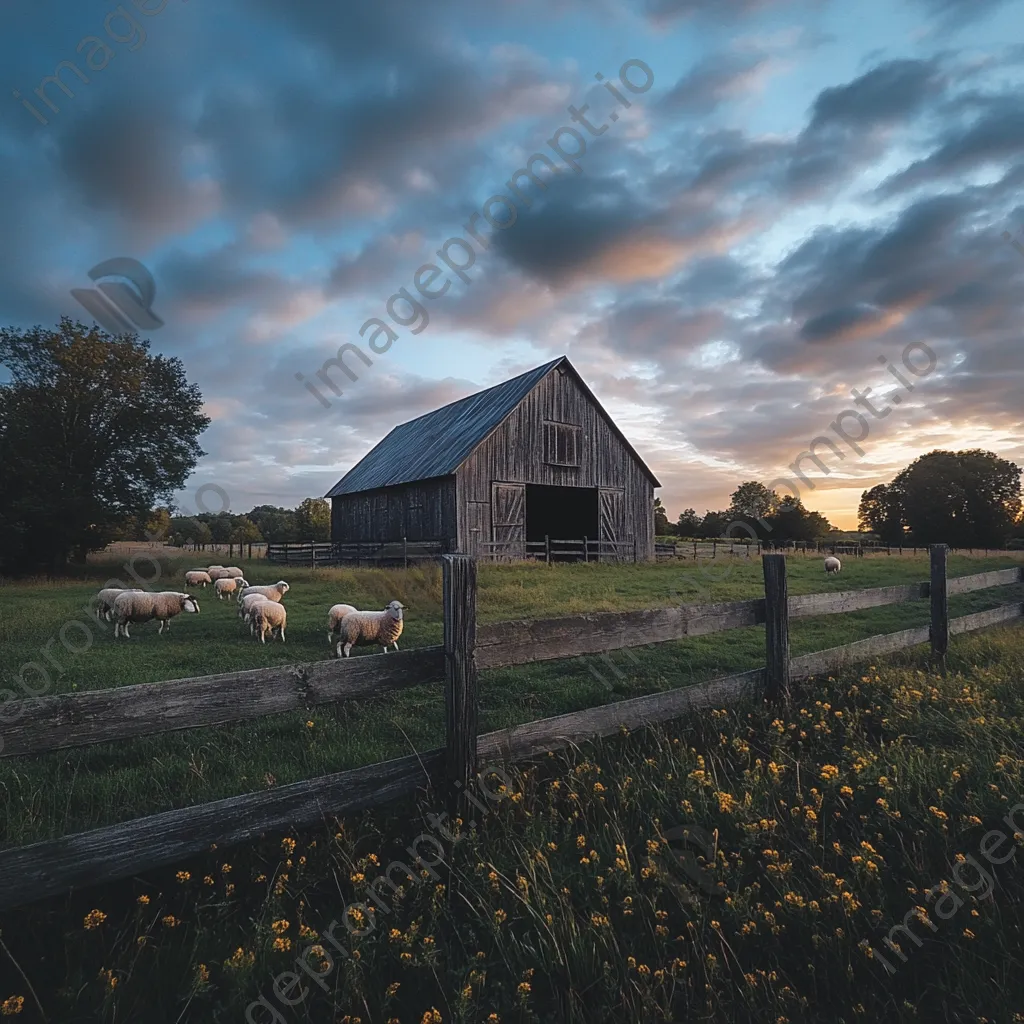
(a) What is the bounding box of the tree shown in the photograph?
[767,496,833,542]
[676,508,701,537]
[891,450,1021,547]
[697,510,728,539]
[297,497,331,541]
[727,482,779,521]
[169,516,212,547]
[229,516,264,545]
[857,484,904,542]
[653,497,670,536]
[248,505,301,543]
[0,319,209,573]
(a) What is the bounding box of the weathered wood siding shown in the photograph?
[455,366,654,559]
[331,477,456,545]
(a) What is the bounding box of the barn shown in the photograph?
[325,356,660,562]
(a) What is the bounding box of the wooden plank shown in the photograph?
[475,599,765,670]
[763,554,790,702]
[931,544,949,659]
[478,669,763,762]
[0,648,446,759]
[0,750,443,912]
[443,555,478,813]
[946,567,1021,595]
[948,603,1024,635]
[789,624,931,678]
[788,582,928,618]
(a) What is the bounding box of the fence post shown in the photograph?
[311,542,316,570]
[545,535,550,564]
[762,554,790,703]
[930,543,948,667]
[443,554,478,821]
[713,540,717,559]
[633,538,638,562]
[403,535,408,569]
[583,535,588,563]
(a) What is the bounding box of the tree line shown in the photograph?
[164,499,331,547]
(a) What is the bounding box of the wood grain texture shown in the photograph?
[0,648,446,759]
[763,555,790,702]
[475,600,765,670]
[948,603,1024,634]
[788,583,929,618]
[0,749,444,911]
[931,544,949,658]
[946,567,1021,595]
[789,625,932,678]
[477,669,764,762]
[443,555,479,809]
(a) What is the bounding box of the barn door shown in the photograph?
[492,482,525,558]
[598,488,624,561]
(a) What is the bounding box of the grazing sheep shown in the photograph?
[252,600,287,643]
[239,593,271,634]
[327,603,358,644]
[207,565,224,571]
[208,567,234,581]
[112,591,200,638]
[184,570,212,588]
[222,566,245,578]
[824,555,842,575]
[92,587,142,622]
[335,600,404,658]
[214,576,249,600]
[238,581,290,605]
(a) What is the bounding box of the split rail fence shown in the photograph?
[0,547,1021,912]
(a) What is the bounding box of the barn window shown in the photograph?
[543,421,581,467]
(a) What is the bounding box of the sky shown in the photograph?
[2,0,1023,529]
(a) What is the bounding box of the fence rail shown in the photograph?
[477,538,637,563]
[266,539,446,568]
[0,548,1021,911]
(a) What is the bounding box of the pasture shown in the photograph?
[1,552,1022,851]
[0,592,1022,1020]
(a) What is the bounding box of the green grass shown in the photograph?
[1,620,1023,1022]
[0,553,1022,850]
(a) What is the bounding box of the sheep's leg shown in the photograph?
[343,641,353,658]
[279,627,285,642]
[393,641,399,651]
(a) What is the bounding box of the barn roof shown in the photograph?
[325,356,660,497]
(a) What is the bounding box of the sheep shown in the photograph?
[207,565,224,571]
[222,566,245,578]
[184,570,212,588]
[327,603,358,645]
[92,587,142,622]
[208,567,234,581]
[824,555,842,575]
[112,591,200,638]
[238,581,290,605]
[239,593,271,634]
[214,576,249,600]
[335,600,404,658]
[251,600,287,644]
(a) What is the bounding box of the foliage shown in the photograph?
[675,508,701,537]
[0,318,209,574]
[859,450,1022,548]
[653,497,670,536]
[297,497,331,542]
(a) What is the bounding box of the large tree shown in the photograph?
[892,450,1021,547]
[857,483,904,542]
[297,497,331,541]
[0,318,209,573]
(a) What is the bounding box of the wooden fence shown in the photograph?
[266,539,446,568]
[0,546,1021,911]
[477,538,637,563]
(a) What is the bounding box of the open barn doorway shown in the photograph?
[525,485,598,561]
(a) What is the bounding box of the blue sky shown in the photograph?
[2,0,1023,526]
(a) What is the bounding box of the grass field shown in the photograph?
[1,553,1022,852]
[0,611,1022,1021]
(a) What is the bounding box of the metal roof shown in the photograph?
[325,356,660,497]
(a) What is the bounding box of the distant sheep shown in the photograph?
[214,576,249,600]
[222,567,245,578]
[184,570,212,588]
[824,556,842,575]
[112,591,200,638]
[93,587,142,622]
[335,600,404,658]
[208,567,234,581]
[238,581,290,605]
[252,600,287,643]
[327,603,358,644]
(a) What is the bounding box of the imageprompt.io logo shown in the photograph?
[71,257,164,336]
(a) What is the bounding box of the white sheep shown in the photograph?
[214,576,249,600]
[208,567,234,581]
[206,565,224,571]
[222,566,245,578]
[335,601,404,658]
[824,555,842,575]
[184,570,212,588]
[112,591,200,638]
[239,593,271,634]
[327,603,358,645]
[92,587,142,622]
[238,581,290,605]
[252,600,287,643]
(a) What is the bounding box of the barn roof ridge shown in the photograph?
[325,355,659,497]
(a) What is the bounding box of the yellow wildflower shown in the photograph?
[83,909,107,930]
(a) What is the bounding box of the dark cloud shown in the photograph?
[659,52,774,115]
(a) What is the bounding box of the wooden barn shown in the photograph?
[325,356,660,562]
